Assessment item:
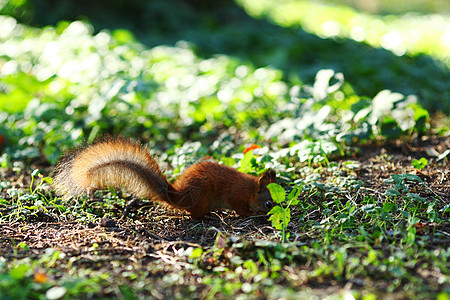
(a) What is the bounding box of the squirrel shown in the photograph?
[53,138,276,219]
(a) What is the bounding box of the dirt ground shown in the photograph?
[0,136,449,298]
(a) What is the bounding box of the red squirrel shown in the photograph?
[53,138,276,219]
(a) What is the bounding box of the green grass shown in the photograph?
[1,151,448,298]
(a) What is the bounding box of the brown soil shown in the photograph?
[0,136,449,298]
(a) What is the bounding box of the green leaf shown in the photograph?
[385,189,400,197]
[412,157,428,170]
[390,174,404,183]
[0,89,31,113]
[405,173,422,182]
[380,117,403,138]
[267,183,285,204]
[42,177,53,184]
[18,242,29,250]
[400,210,410,218]
[238,151,254,173]
[406,193,426,202]
[287,186,301,206]
[9,264,29,280]
[412,105,429,133]
[268,206,287,230]
[437,292,449,300]
[382,202,396,213]
[189,247,203,259]
[112,29,136,44]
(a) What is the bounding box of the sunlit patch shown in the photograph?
[321,21,340,38]
[350,26,366,42]
[380,32,406,56]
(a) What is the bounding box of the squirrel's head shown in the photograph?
[250,169,277,215]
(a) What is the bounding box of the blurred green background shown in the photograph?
[0,0,448,165]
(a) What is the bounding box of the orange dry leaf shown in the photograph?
[243,144,261,154]
[34,272,49,283]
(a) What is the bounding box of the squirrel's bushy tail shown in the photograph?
[53,138,171,202]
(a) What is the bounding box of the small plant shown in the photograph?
[30,169,53,196]
[385,173,423,198]
[412,157,428,170]
[267,184,301,243]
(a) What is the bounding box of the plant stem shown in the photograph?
[282,206,286,243]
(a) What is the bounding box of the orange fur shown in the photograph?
[53,138,276,219]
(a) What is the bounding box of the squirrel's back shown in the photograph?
[53,139,170,201]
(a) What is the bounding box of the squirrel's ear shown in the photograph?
[258,169,276,193]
